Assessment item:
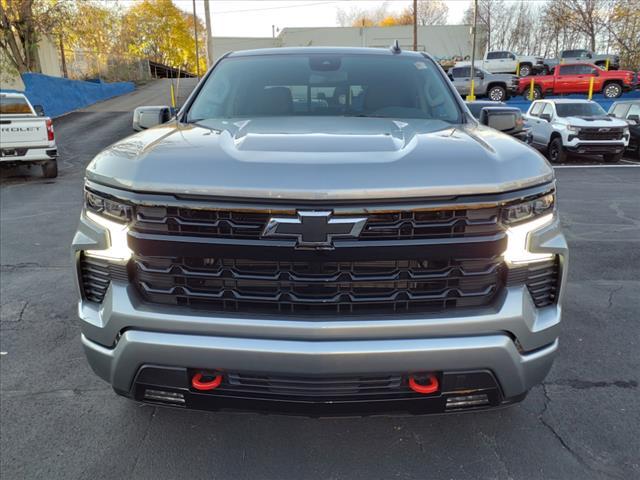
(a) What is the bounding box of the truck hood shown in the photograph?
[564,116,628,127]
[86,117,554,200]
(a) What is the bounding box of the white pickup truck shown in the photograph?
[0,92,58,178]
[524,99,629,163]
[455,51,546,77]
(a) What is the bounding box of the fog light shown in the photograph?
[144,389,185,405]
[446,393,489,409]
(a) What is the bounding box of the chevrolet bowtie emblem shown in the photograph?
[262,211,367,249]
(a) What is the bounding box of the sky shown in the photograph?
[170,1,471,38]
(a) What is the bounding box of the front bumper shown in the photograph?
[73,203,568,414]
[565,142,626,155]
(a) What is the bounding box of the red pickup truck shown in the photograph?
[518,63,636,99]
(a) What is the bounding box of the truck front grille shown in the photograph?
[133,206,501,240]
[578,128,624,141]
[133,255,504,315]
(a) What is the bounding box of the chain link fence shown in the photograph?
[61,49,152,84]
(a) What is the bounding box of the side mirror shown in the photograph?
[477,71,484,79]
[480,108,518,132]
[607,112,616,117]
[540,113,552,122]
[132,105,172,131]
[587,53,593,58]
[628,114,640,124]
[33,104,45,117]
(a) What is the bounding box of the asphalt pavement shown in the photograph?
[1,79,639,479]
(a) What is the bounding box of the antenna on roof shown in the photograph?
[390,40,401,54]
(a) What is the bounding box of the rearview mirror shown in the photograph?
[33,104,45,117]
[480,108,518,132]
[132,105,172,131]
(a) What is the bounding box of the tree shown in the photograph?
[0,0,70,74]
[416,0,448,25]
[545,0,606,51]
[336,2,389,27]
[120,0,205,74]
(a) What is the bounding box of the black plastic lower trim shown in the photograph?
[126,366,525,417]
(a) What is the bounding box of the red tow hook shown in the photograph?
[191,372,223,391]
[408,373,439,395]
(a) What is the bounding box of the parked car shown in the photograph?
[449,66,519,101]
[559,49,620,70]
[0,92,58,178]
[72,46,568,416]
[608,100,640,158]
[466,100,532,143]
[524,99,629,162]
[455,50,545,77]
[518,63,636,99]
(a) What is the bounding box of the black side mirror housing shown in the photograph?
[33,104,45,116]
[628,114,640,124]
[479,107,519,132]
[540,113,552,122]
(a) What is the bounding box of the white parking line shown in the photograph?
[620,159,640,165]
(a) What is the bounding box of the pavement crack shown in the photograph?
[17,301,29,322]
[538,384,624,480]
[607,285,623,309]
[130,406,157,476]
[546,378,637,390]
[411,431,425,453]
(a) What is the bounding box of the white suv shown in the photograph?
[524,99,629,163]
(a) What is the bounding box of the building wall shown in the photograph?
[0,36,62,92]
[210,25,485,64]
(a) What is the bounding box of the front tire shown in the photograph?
[519,64,532,77]
[547,137,566,163]
[603,152,623,163]
[603,82,623,99]
[524,86,542,100]
[488,85,507,101]
[41,160,58,178]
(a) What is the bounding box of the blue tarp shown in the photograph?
[1,73,135,118]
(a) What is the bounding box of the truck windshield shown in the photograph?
[556,103,606,117]
[187,53,462,123]
[0,96,33,115]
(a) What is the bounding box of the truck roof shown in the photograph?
[538,99,596,104]
[226,46,428,59]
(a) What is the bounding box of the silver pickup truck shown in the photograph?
[449,66,519,101]
[72,47,567,416]
[0,92,58,178]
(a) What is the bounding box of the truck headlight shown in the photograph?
[566,125,581,133]
[502,193,555,264]
[84,189,133,261]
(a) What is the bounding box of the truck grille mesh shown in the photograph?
[133,255,504,315]
[79,254,128,303]
[577,128,624,141]
[506,257,560,308]
[133,206,501,240]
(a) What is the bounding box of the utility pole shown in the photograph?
[466,0,478,101]
[192,0,200,78]
[204,0,213,68]
[412,0,417,51]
